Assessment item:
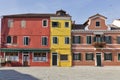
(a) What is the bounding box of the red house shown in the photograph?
[1,14,51,66]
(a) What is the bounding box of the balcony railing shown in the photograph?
[92,42,106,48]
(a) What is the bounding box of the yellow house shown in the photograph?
[50,10,72,67]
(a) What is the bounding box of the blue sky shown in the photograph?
[0,0,120,24]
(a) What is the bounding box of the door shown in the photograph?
[96,53,101,66]
[23,53,29,66]
[52,53,57,66]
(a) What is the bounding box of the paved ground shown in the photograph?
[0,66,120,80]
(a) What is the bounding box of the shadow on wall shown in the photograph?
[0,70,39,80]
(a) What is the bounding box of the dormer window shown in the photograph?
[96,21,100,27]
[56,10,66,16]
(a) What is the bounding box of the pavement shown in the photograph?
[0,66,120,80]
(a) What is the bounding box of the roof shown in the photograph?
[72,24,85,30]
[89,13,107,19]
[3,10,71,18]
[108,24,120,30]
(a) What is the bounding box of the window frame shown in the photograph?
[23,36,30,46]
[73,53,81,61]
[104,36,112,44]
[118,53,120,61]
[21,20,26,28]
[117,36,120,44]
[65,22,69,28]
[60,54,68,61]
[6,36,12,44]
[52,21,59,27]
[5,52,19,62]
[104,53,112,61]
[41,36,48,46]
[96,21,100,27]
[86,35,92,44]
[65,37,70,44]
[72,35,81,44]
[86,53,94,61]
[8,19,13,28]
[33,52,47,62]
[42,19,48,27]
[52,36,58,44]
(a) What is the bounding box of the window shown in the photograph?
[117,37,120,44]
[65,22,69,27]
[104,53,112,61]
[86,53,94,61]
[104,36,112,44]
[53,37,58,44]
[7,36,12,44]
[42,36,48,46]
[5,52,19,61]
[96,21,100,27]
[118,53,120,61]
[60,55,68,61]
[72,36,81,44]
[33,53,47,62]
[8,19,13,28]
[23,37,29,45]
[73,53,81,60]
[13,36,17,44]
[52,22,59,27]
[65,37,70,44]
[42,19,48,27]
[21,20,26,28]
[87,36,92,44]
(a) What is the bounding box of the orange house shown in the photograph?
[72,14,120,66]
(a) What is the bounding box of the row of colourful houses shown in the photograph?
[0,10,120,67]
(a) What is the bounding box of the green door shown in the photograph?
[96,53,101,66]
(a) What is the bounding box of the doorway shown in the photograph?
[23,52,29,66]
[96,53,102,66]
[52,53,57,66]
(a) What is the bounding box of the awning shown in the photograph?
[0,48,50,52]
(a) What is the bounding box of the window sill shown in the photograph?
[86,60,94,61]
[60,60,69,62]
[42,26,48,28]
[6,43,12,45]
[104,60,112,62]
[73,60,81,61]
[32,61,47,62]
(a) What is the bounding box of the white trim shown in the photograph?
[72,30,120,33]
[72,48,120,50]
[42,19,48,28]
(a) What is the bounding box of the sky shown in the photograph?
[0,0,120,25]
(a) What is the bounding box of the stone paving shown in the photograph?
[0,66,120,80]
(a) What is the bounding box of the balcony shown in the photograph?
[92,42,106,48]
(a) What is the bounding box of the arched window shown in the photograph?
[7,36,12,43]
